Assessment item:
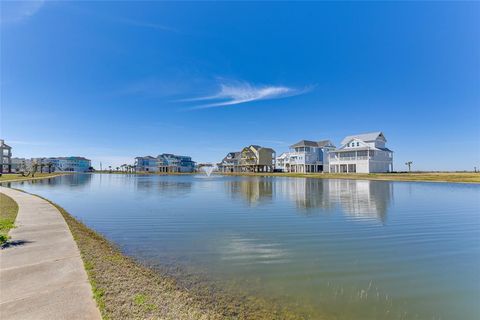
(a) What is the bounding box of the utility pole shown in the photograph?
[405,161,413,172]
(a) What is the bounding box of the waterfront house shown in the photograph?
[328,132,393,173]
[32,157,92,172]
[135,156,161,172]
[0,139,12,173]
[158,153,195,173]
[239,145,276,173]
[52,157,92,172]
[276,140,336,173]
[135,154,196,173]
[217,152,241,173]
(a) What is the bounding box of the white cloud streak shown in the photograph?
[184,81,314,110]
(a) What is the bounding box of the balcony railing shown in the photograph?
[329,156,369,161]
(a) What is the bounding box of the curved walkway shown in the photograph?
[0,187,101,320]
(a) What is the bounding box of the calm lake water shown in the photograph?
[7,174,480,319]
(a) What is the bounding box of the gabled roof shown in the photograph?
[317,140,334,147]
[276,152,289,159]
[341,132,385,145]
[290,139,334,148]
[244,145,275,153]
[222,152,241,162]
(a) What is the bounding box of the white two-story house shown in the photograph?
[328,132,393,173]
[276,140,336,173]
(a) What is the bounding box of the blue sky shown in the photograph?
[1,1,479,171]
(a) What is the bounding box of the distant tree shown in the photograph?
[46,162,54,174]
[405,161,413,172]
[31,162,39,178]
[108,166,112,173]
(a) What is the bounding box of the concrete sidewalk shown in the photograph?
[0,187,101,320]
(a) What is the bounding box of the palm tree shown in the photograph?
[108,166,112,173]
[31,162,39,178]
[47,162,54,174]
[405,161,413,172]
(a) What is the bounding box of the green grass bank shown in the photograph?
[220,172,480,184]
[0,172,68,183]
[0,193,19,245]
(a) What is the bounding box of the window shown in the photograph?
[357,142,360,146]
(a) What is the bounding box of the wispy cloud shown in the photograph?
[183,80,314,110]
[1,0,45,24]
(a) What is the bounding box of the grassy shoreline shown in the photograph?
[218,172,480,183]
[0,172,70,183]
[0,193,19,245]
[29,194,301,320]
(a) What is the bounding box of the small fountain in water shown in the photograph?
[199,164,216,177]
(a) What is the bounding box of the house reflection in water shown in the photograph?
[8,173,93,189]
[327,179,392,223]
[275,178,392,222]
[135,177,192,197]
[223,177,391,222]
[224,177,274,206]
[276,178,334,212]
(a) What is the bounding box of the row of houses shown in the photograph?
[2,139,93,173]
[218,132,393,174]
[11,157,92,173]
[2,132,393,175]
[134,154,196,173]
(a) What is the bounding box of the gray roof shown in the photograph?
[290,139,334,148]
[259,147,275,153]
[341,132,385,145]
[245,145,275,153]
[222,152,241,163]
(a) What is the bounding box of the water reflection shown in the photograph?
[227,177,392,222]
[328,179,392,223]
[224,177,274,206]
[277,178,334,213]
[2,173,93,189]
[135,177,192,197]
[3,174,392,222]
